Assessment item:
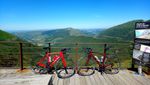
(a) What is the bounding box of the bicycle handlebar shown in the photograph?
[83,48,93,53]
[83,46,115,53]
[61,48,71,53]
[105,46,112,51]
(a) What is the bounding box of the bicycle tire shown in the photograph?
[39,68,48,74]
[54,57,75,79]
[55,67,75,79]
[78,66,95,76]
[32,66,40,73]
[105,68,119,74]
[77,53,95,76]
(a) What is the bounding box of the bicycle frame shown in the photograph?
[85,50,111,68]
[36,51,67,69]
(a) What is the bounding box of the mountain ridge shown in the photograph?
[97,19,145,41]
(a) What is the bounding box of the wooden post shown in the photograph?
[48,43,51,53]
[131,58,135,69]
[102,44,107,66]
[104,44,107,54]
[75,43,78,71]
[19,43,23,70]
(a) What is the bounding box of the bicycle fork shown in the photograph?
[60,52,68,74]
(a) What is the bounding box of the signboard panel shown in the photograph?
[140,44,150,53]
[133,22,150,65]
[135,29,150,40]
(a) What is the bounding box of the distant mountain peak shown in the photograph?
[65,27,74,30]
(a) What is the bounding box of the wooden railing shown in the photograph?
[0,41,132,70]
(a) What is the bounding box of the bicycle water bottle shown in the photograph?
[48,56,52,62]
[94,56,100,62]
[100,56,104,63]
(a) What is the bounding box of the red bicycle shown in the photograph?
[77,47,120,75]
[32,48,76,78]
[32,47,96,78]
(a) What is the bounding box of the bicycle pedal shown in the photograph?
[47,69,54,74]
[101,72,103,75]
[48,71,54,74]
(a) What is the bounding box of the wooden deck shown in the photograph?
[0,69,150,85]
[51,70,150,85]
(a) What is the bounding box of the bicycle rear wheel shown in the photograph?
[104,54,120,74]
[77,54,95,76]
[78,66,95,76]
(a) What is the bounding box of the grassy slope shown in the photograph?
[0,29,19,66]
[0,30,17,40]
[97,20,144,41]
[0,29,35,67]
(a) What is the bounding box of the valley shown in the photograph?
[0,19,150,68]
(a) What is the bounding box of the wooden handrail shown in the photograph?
[0,41,133,70]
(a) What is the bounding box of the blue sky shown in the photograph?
[0,0,150,31]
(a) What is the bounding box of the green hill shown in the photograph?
[0,29,34,67]
[0,29,18,41]
[0,29,19,67]
[97,20,144,41]
[147,20,150,22]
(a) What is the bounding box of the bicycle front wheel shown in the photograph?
[55,67,75,78]
[54,55,75,79]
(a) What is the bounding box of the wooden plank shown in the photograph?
[105,74,117,85]
[89,74,97,85]
[102,73,115,85]
[96,71,108,85]
[85,76,92,85]
[119,70,141,85]
[79,76,87,85]
[53,74,59,85]
[75,74,80,85]
[111,73,127,85]
[63,78,70,85]
[124,70,146,85]
[131,72,150,85]
[52,70,150,85]
[106,73,124,85]
[93,72,104,85]
[115,71,130,85]
[58,78,63,85]
[137,74,150,84]
[52,74,58,85]
[69,74,75,85]
[119,70,137,85]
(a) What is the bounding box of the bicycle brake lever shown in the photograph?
[61,48,71,52]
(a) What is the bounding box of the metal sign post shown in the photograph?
[19,43,23,70]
